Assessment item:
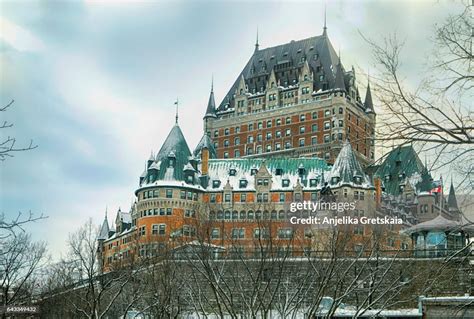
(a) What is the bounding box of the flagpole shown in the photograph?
[174,98,179,124]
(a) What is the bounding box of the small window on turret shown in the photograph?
[310,179,317,187]
[212,180,221,188]
[282,179,290,187]
[229,168,236,176]
[353,176,362,185]
[275,168,283,176]
[251,168,258,175]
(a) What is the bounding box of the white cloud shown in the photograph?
[0,17,45,52]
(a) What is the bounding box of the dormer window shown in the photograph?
[212,180,221,188]
[353,176,362,185]
[275,168,283,176]
[309,179,317,187]
[298,166,306,176]
[239,179,248,188]
[331,176,340,185]
[229,168,236,176]
[385,174,391,182]
[282,179,290,187]
[251,168,258,176]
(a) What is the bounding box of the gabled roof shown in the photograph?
[375,145,425,196]
[217,34,341,111]
[327,141,372,188]
[193,134,217,159]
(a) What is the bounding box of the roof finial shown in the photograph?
[174,98,179,124]
[323,4,327,36]
[255,27,259,51]
[105,206,108,219]
[211,74,214,93]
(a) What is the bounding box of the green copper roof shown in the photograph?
[375,145,425,195]
[194,134,217,159]
[328,141,372,187]
[150,124,191,182]
[208,157,329,177]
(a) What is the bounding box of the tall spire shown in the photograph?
[364,75,374,113]
[174,98,179,124]
[334,52,346,92]
[98,208,110,240]
[255,27,259,51]
[323,4,327,36]
[447,178,459,210]
[204,78,217,120]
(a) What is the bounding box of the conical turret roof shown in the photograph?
[334,60,346,92]
[364,82,374,113]
[329,141,371,187]
[204,84,217,119]
[140,124,192,184]
[447,181,459,210]
[98,214,110,240]
[193,133,217,159]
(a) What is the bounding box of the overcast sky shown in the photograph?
[0,0,463,258]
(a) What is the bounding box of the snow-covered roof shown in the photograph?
[206,157,329,191]
[326,141,373,189]
[403,215,474,235]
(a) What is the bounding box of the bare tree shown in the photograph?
[41,219,136,319]
[362,2,473,196]
[0,231,47,314]
[0,100,37,161]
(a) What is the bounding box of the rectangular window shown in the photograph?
[241,193,247,202]
[300,126,305,134]
[324,135,330,143]
[166,208,172,215]
[211,228,220,239]
[180,190,186,199]
[166,189,173,198]
[225,193,231,202]
[232,228,245,239]
[279,193,285,202]
[278,228,293,239]
[299,138,305,146]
